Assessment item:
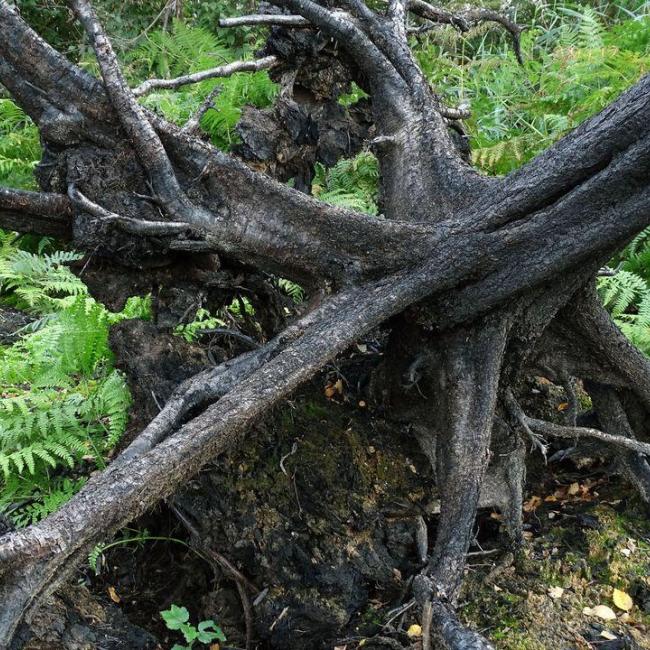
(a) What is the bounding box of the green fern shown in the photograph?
[8,477,86,528]
[0,237,149,525]
[417,4,649,176]
[131,23,278,150]
[0,245,86,313]
[0,99,40,189]
[313,152,379,215]
[277,278,304,304]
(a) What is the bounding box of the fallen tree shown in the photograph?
[0,0,649,648]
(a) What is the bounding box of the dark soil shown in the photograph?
[72,373,650,650]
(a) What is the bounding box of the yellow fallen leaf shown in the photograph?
[612,588,633,611]
[407,624,422,638]
[567,482,580,496]
[107,585,121,604]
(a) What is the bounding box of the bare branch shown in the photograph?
[132,55,279,96]
[67,185,193,236]
[182,85,222,134]
[219,14,309,27]
[409,0,467,28]
[526,418,650,457]
[409,0,524,64]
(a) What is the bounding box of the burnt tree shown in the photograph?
[1,0,650,648]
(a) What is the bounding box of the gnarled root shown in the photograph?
[412,314,509,648]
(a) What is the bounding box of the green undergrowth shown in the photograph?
[416,2,650,175]
[0,232,151,526]
[123,20,278,150]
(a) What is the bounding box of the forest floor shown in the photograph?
[16,369,650,650]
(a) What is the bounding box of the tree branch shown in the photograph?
[526,418,650,457]
[68,0,211,224]
[409,1,524,64]
[132,55,279,96]
[0,187,72,238]
[481,73,650,231]
[219,14,309,27]
[67,185,194,236]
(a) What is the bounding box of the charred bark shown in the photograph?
[1,0,650,648]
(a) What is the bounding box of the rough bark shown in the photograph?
[0,1,650,648]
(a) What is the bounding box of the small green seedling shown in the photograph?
[160,604,226,650]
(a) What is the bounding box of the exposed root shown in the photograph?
[171,504,255,650]
[68,185,195,236]
[405,316,507,649]
[503,388,548,459]
[588,383,650,502]
[526,417,650,457]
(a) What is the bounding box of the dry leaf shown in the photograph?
[568,482,580,496]
[584,605,616,621]
[407,624,422,638]
[523,495,542,512]
[209,644,221,650]
[107,586,121,604]
[557,402,569,411]
[548,586,564,599]
[334,379,343,393]
[600,631,617,641]
[612,588,633,611]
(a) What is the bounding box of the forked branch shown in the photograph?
[408,0,524,63]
